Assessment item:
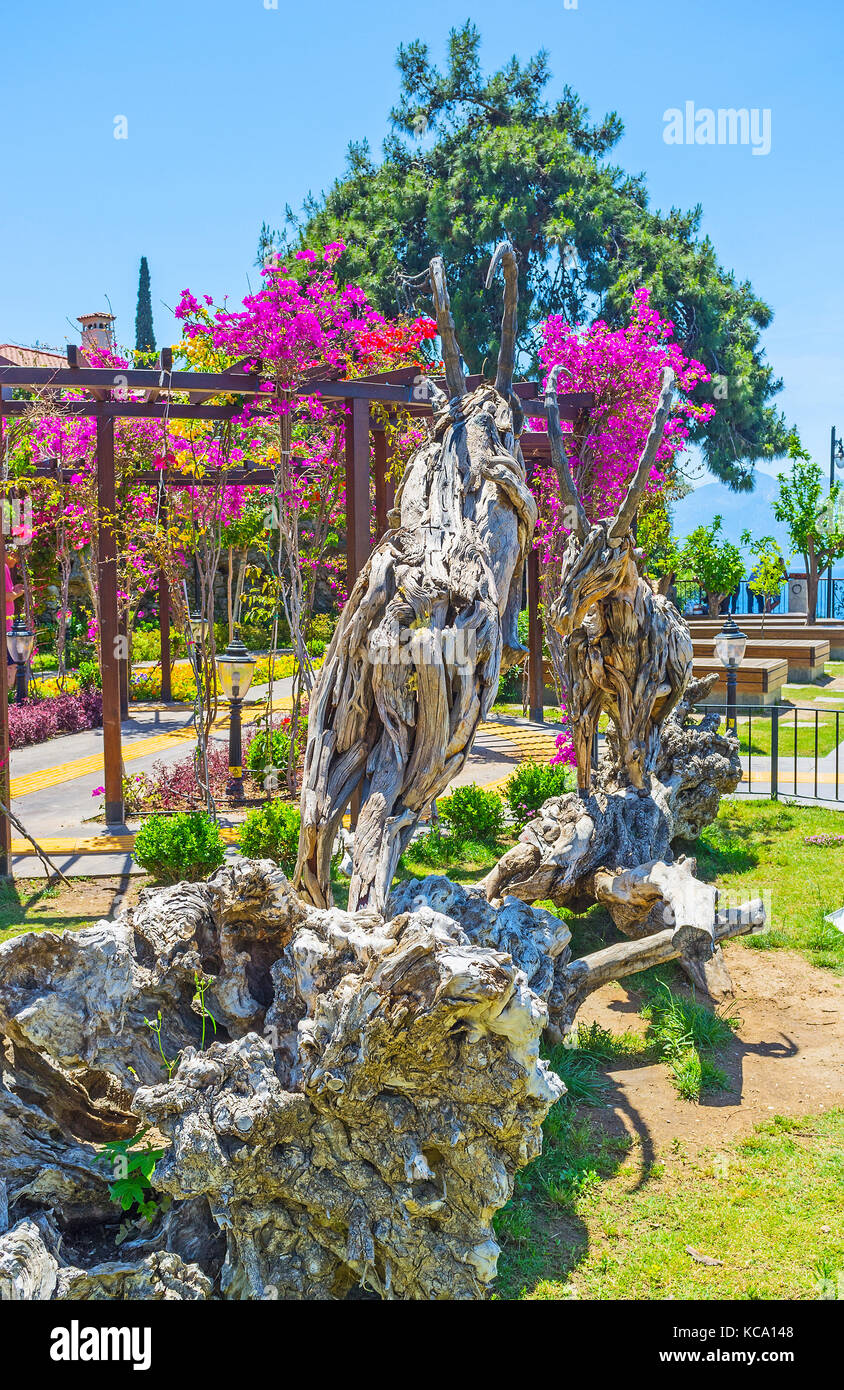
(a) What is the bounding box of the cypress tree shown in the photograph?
[135,256,156,353]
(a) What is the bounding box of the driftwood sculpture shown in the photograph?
[296,243,537,914]
[545,365,693,794]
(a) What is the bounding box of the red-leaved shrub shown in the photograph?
[8,691,103,749]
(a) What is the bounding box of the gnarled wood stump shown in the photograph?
[481,676,745,996]
[0,857,763,1299]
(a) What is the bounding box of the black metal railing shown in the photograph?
[675,576,844,618]
[694,702,844,803]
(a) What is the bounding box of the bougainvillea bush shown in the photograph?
[532,288,714,568]
[8,691,102,749]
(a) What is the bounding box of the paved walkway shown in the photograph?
[7,707,561,876]
[10,699,844,878]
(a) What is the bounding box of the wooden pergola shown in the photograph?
[0,354,591,864]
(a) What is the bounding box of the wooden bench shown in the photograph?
[687,617,844,660]
[690,638,830,683]
[692,656,787,706]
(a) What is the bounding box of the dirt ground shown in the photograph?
[0,876,148,942]
[578,943,844,1157]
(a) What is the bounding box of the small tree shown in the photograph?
[740,530,787,632]
[637,501,684,597]
[681,516,744,616]
[772,436,844,622]
[135,256,156,354]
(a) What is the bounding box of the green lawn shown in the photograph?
[491,702,563,722]
[729,711,843,758]
[782,684,844,704]
[690,800,844,973]
[495,1107,844,1300]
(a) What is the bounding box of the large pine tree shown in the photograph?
[135,256,156,353]
[270,24,789,490]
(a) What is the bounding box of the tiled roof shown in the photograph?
[0,344,66,368]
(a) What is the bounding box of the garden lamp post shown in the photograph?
[187,610,210,689]
[188,610,210,645]
[7,617,35,706]
[714,614,747,734]
[216,637,256,803]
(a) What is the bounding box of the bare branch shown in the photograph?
[607,367,674,544]
[545,365,589,538]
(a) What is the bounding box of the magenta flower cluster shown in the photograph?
[531,287,715,568]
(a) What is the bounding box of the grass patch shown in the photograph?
[783,684,844,704]
[399,833,502,880]
[635,978,738,1101]
[494,1108,844,1299]
[573,1020,650,1064]
[731,711,842,758]
[0,878,133,944]
[491,703,563,722]
[692,799,844,973]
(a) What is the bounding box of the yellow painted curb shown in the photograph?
[9,710,266,800]
[11,826,246,855]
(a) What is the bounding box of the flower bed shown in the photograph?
[8,691,103,749]
[129,652,303,703]
[97,717,302,814]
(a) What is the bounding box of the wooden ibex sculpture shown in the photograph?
[545,365,694,795]
[295,243,537,913]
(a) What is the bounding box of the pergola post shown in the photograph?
[159,495,172,702]
[97,414,124,825]
[159,569,172,701]
[344,398,371,826]
[344,397,371,589]
[118,609,129,720]
[527,549,544,724]
[0,412,12,876]
[372,426,396,540]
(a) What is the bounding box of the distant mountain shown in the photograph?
[672,475,792,558]
[672,474,844,579]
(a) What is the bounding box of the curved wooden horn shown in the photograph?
[607,368,675,545]
[485,241,518,396]
[429,256,466,400]
[545,365,588,538]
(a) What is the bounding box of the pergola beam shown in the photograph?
[0,362,593,856]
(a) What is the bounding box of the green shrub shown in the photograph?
[437,783,505,843]
[239,800,301,875]
[306,637,327,659]
[504,761,575,829]
[309,613,338,644]
[76,659,102,691]
[132,629,186,663]
[403,826,462,867]
[245,726,291,773]
[134,811,226,883]
[496,664,524,702]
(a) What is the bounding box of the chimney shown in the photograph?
[77,312,115,353]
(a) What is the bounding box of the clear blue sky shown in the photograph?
[2,0,842,486]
